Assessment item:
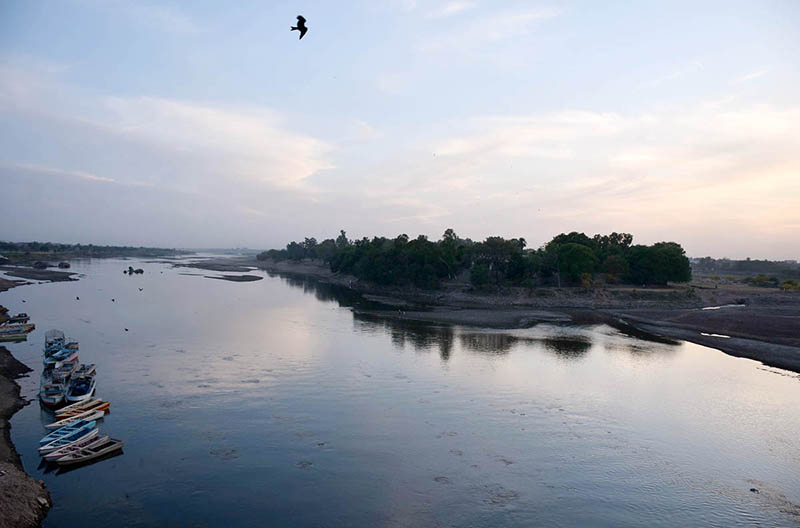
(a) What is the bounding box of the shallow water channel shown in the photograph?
[4,257,799,527]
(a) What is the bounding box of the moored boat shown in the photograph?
[39,383,67,407]
[45,408,105,429]
[65,374,97,403]
[74,363,96,377]
[54,359,79,380]
[44,435,109,462]
[39,427,99,455]
[56,399,109,419]
[7,313,29,324]
[54,436,123,466]
[0,322,35,335]
[43,329,66,354]
[44,347,79,367]
[39,419,96,446]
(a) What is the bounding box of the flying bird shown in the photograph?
[291,15,308,40]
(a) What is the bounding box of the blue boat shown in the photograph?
[43,347,79,366]
[39,382,67,407]
[43,329,66,354]
[39,419,96,446]
[39,427,99,455]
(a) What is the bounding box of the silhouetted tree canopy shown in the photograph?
[256,229,692,289]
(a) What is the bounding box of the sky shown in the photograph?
[0,0,798,259]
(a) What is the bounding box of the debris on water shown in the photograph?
[124,328,129,332]
[112,298,115,302]
[76,296,80,300]
[434,476,451,484]
[209,448,239,461]
[485,485,519,505]
[296,460,313,469]
[497,457,514,466]
[316,442,326,446]
[750,488,759,493]
[449,449,463,456]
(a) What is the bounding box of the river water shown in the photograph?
[3,257,799,527]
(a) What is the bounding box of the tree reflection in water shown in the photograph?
[272,271,612,362]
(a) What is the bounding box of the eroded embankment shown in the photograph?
[0,343,51,527]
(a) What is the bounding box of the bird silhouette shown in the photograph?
[138,288,143,291]
[111,298,115,302]
[76,296,80,300]
[291,15,308,40]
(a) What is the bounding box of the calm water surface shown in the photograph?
[3,257,799,527]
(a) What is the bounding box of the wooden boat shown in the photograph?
[44,435,109,462]
[74,363,96,377]
[45,408,105,429]
[44,347,79,366]
[43,329,66,354]
[39,427,99,455]
[65,374,96,403]
[54,360,79,380]
[39,419,96,446]
[7,313,29,324]
[55,437,123,466]
[0,323,35,335]
[0,333,27,342]
[39,383,66,407]
[56,399,109,419]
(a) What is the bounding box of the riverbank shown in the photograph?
[0,304,51,527]
[181,256,800,373]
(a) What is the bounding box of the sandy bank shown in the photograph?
[0,266,77,283]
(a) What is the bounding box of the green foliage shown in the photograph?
[782,279,800,291]
[743,275,780,288]
[260,229,692,289]
[556,243,598,282]
[470,264,490,287]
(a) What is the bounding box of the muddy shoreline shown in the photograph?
[0,310,51,527]
[187,256,800,374]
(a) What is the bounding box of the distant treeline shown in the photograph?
[0,241,186,260]
[692,257,800,278]
[258,230,691,288]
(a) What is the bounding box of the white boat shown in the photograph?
[58,397,100,414]
[39,382,66,407]
[45,409,105,429]
[44,435,109,462]
[65,374,96,403]
[55,437,123,466]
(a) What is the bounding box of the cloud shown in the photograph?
[641,59,704,88]
[419,8,561,51]
[82,0,199,33]
[733,69,769,84]
[0,162,116,183]
[426,1,477,19]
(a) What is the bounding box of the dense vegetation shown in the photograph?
[0,241,185,262]
[258,230,692,289]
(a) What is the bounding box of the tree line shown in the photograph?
[257,229,691,289]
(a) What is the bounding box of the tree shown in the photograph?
[557,243,598,282]
[470,264,489,286]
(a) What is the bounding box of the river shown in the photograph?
[3,257,799,527]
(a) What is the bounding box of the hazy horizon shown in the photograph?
[2,1,798,259]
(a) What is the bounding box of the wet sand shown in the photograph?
[0,266,77,283]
